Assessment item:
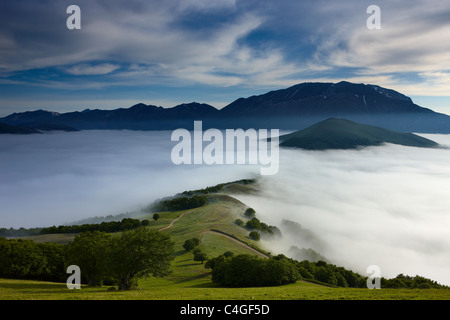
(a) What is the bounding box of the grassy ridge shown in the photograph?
[1,188,449,300]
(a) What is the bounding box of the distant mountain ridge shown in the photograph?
[2,81,450,133]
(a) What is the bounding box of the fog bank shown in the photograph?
[232,134,450,286]
[0,130,258,228]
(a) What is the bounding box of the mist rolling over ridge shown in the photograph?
[0,130,259,228]
[231,134,450,286]
[1,129,450,286]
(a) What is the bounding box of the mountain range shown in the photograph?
[1,81,450,133]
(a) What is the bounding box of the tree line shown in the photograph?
[40,218,150,235]
[150,195,208,212]
[204,252,448,289]
[0,218,150,237]
[180,179,255,196]
[0,227,174,290]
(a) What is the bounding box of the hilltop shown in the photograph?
[279,118,439,150]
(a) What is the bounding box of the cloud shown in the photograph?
[65,63,120,75]
[1,0,450,111]
[231,135,450,286]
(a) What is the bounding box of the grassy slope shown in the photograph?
[2,187,450,300]
[279,118,439,150]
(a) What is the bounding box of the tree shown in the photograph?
[245,217,262,230]
[107,227,174,290]
[244,208,256,218]
[193,249,208,264]
[223,251,234,258]
[66,231,112,286]
[249,231,260,241]
[152,213,160,221]
[234,219,244,226]
[183,238,200,251]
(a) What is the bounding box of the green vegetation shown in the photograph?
[183,238,200,251]
[0,218,149,237]
[66,231,112,286]
[193,249,208,264]
[242,216,281,238]
[244,208,256,218]
[0,227,174,290]
[106,227,174,290]
[180,179,256,196]
[249,231,260,241]
[41,218,149,235]
[0,227,43,238]
[0,237,66,283]
[279,118,439,150]
[151,195,208,212]
[207,253,299,287]
[0,181,448,300]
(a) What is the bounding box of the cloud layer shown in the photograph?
[1,129,449,286]
[232,134,450,286]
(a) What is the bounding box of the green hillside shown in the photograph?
[1,180,449,300]
[279,118,439,150]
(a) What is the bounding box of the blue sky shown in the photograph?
[1,0,450,116]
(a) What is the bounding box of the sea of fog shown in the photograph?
[1,130,449,285]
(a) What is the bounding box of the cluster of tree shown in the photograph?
[0,227,175,290]
[381,274,447,289]
[234,208,281,242]
[296,260,367,288]
[0,237,67,282]
[245,217,280,236]
[40,218,150,235]
[204,252,448,289]
[151,195,208,212]
[66,228,174,290]
[205,253,300,287]
[0,227,43,238]
[295,260,448,289]
[235,215,281,241]
[180,179,255,196]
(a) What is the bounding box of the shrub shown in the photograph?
[249,231,260,241]
[244,208,256,218]
[183,238,200,251]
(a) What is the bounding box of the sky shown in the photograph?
[1,0,450,116]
